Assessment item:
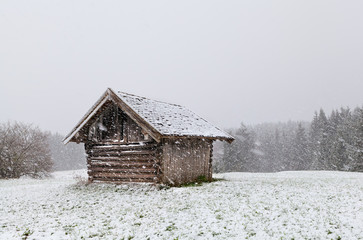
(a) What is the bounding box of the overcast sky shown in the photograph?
[1,0,362,135]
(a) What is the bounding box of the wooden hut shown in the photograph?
[63,88,234,185]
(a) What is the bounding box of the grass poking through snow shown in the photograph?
[0,170,362,239]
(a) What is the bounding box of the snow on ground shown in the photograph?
[1,170,362,240]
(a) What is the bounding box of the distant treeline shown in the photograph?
[214,106,363,173]
[48,133,86,171]
[1,105,362,179]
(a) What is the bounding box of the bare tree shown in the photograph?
[0,121,53,178]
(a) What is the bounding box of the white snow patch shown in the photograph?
[1,170,362,239]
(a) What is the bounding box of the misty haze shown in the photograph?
[1,1,362,239]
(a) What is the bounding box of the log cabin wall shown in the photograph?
[85,142,159,183]
[161,138,213,185]
[84,105,161,183]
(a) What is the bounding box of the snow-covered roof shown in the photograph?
[63,88,234,144]
[115,91,233,140]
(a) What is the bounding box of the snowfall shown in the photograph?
[1,170,362,240]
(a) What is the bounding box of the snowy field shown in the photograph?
[1,170,362,240]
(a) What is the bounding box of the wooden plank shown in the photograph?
[89,167,156,173]
[90,150,156,156]
[161,140,171,184]
[92,143,157,150]
[208,140,213,181]
[89,173,156,179]
[89,172,156,179]
[89,151,156,157]
[89,148,156,153]
[89,158,155,165]
[170,139,180,185]
[89,156,154,161]
[156,144,162,176]
[90,161,155,168]
[90,159,154,164]
[180,139,187,184]
[92,178,155,183]
[191,139,197,181]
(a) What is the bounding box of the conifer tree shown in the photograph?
[309,112,320,169]
[310,109,330,169]
[329,108,350,170]
[235,123,256,171]
[270,129,283,171]
[222,131,241,172]
[222,123,257,172]
[351,107,363,171]
[291,123,310,170]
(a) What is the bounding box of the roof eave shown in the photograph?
[62,89,112,144]
[160,134,235,143]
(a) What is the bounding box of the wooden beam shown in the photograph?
[89,172,156,179]
[107,88,162,143]
[89,167,156,173]
[63,90,111,144]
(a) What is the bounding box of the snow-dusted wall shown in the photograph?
[84,109,159,183]
[161,138,212,185]
[78,101,216,185]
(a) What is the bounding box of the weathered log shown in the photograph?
[89,160,155,167]
[88,155,155,161]
[89,150,156,157]
[92,177,156,183]
[89,172,156,179]
[89,167,156,173]
[91,143,157,150]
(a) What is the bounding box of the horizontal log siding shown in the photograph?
[86,143,160,183]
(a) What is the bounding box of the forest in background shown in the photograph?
[51,105,363,173]
[1,105,362,178]
[214,106,363,173]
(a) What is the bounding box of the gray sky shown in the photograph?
[1,0,362,135]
